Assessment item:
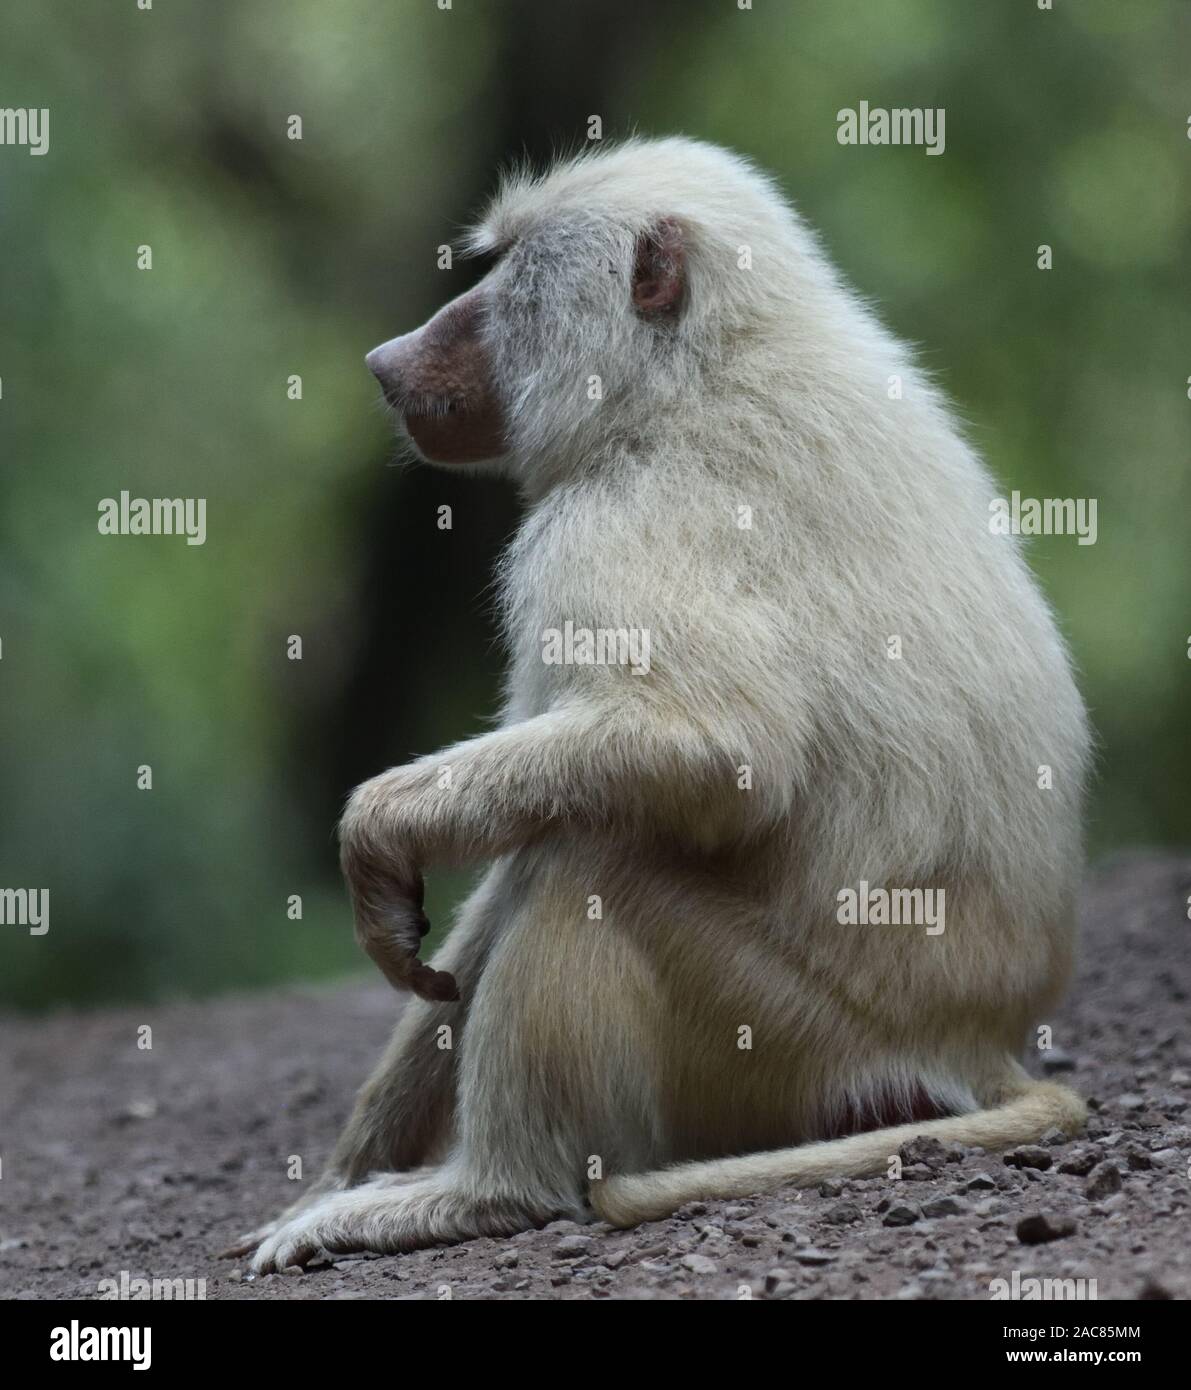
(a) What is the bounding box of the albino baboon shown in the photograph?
[235,137,1089,1272]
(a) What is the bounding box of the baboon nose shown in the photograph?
[365,344,394,385]
[366,337,411,406]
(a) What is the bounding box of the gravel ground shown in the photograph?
[2,852,1189,1301]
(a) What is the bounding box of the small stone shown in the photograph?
[118,1099,158,1122]
[1058,1148,1099,1176]
[1016,1213,1077,1245]
[764,1268,792,1293]
[901,1164,935,1182]
[822,1201,863,1225]
[922,1196,967,1218]
[633,1242,668,1260]
[1039,1128,1069,1147]
[817,1179,846,1199]
[281,1264,304,1277]
[554,1235,596,1259]
[965,1172,997,1191]
[494,1250,519,1269]
[675,1201,708,1219]
[1124,1146,1153,1171]
[1139,1277,1174,1300]
[897,1136,949,1172]
[1115,1092,1146,1112]
[794,1247,836,1266]
[1169,1069,1191,1087]
[768,1281,797,1299]
[1040,1048,1077,1073]
[972,1197,1006,1218]
[883,1203,921,1227]
[1004,1145,1053,1171]
[1085,1161,1123,1201]
[681,1253,718,1275]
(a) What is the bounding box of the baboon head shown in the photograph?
[367,138,807,476]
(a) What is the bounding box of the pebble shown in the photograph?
[882,1203,921,1227]
[902,1164,936,1182]
[542,1220,583,1235]
[898,1136,949,1172]
[1084,1161,1123,1201]
[1004,1145,1053,1170]
[794,1247,836,1265]
[1016,1213,1077,1245]
[972,1197,1006,1217]
[965,1172,997,1191]
[922,1196,967,1218]
[681,1253,718,1275]
[822,1201,863,1225]
[1040,1048,1077,1073]
[1139,1277,1174,1300]
[554,1235,596,1259]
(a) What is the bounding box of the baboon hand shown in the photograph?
[339,780,459,1003]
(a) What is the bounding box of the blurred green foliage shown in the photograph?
[1,0,1187,1009]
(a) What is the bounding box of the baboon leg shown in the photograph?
[223,863,512,1259]
[249,881,662,1271]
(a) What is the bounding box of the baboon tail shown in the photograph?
[589,1074,1085,1227]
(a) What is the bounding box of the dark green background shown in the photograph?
[1,0,1187,1008]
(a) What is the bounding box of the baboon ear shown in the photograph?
[632,217,686,316]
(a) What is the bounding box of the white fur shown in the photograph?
[243,138,1089,1271]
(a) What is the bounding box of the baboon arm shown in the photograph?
[342,702,744,869]
[339,699,786,996]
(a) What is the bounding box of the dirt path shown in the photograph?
[2,853,1189,1301]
